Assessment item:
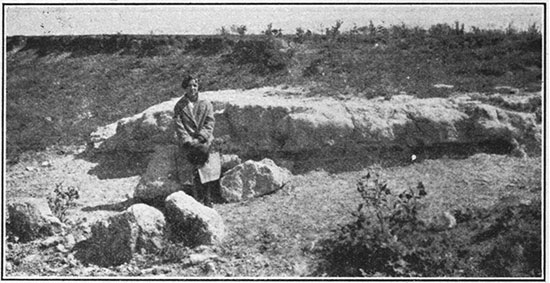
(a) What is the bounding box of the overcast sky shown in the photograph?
[5,4,544,36]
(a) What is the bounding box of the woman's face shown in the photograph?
[185,79,199,101]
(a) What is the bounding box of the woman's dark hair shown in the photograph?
[181,74,198,89]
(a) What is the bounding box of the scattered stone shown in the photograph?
[56,243,68,253]
[84,203,166,266]
[157,266,172,274]
[78,222,92,234]
[520,199,532,206]
[7,198,63,242]
[21,254,41,263]
[193,245,213,253]
[67,253,78,267]
[72,145,87,155]
[40,235,64,248]
[25,166,36,172]
[220,158,291,202]
[143,266,171,275]
[188,253,219,265]
[64,218,76,227]
[293,261,309,275]
[74,233,88,243]
[64,234,76,250]
[443,211,457,229]
[429,211,457,230]
[203,261,216,273]
[165,191,226,246]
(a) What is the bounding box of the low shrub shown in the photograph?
[186,36,233,56]
[47,182,80,222]
[316,173,542,277]
[474,196,542,277]
[224,38,293,74]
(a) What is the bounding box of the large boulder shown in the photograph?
[164,192,226,246]
[83,204,165,266]
[133,145,185,203]
[89,99,178,152]
[134,145,243,203]
[220,158,291,202]
[7,198,64,242]
[90,87,541,157]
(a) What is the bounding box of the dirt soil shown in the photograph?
[3,141,541,278]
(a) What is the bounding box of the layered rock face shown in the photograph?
[90,87,541,159]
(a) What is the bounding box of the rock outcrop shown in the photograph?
[89,87,541,160]
[84,204,166,266]
[7,198,64,242]
[165,192,226,246]
[133,145,242,203]
[133,145,183,203]
[220,158,291,202]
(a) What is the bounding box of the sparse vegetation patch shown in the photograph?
[315,172,541,277]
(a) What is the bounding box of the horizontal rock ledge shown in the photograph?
[89,86,541,160]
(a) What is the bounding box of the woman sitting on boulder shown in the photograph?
[173,74,220,207]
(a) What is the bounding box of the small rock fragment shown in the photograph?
[203,261,216,273]
[40,236,64,248]
[56,243,68,253]
[188,253,219,265]
[64,234,76,249]
[25,166,36,172]
[22,254,40,263]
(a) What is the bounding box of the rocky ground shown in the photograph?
[4,89,543,278]
[4,146,541,278]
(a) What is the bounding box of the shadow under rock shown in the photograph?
[246,144,413,175]
[76,150,152,180]
[249,139,516,175]
[81,199,137,212]
[74,239,130,267]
